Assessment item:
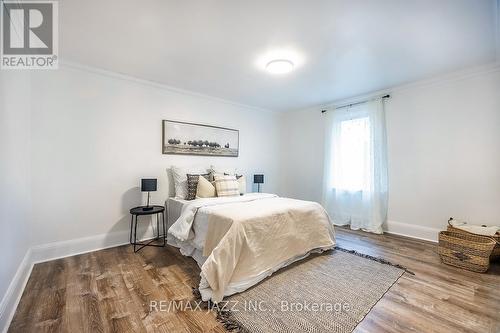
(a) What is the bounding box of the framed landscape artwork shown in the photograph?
[162,120,239,157]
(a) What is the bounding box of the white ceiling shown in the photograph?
[60,0,499,111]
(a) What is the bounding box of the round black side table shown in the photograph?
[129,205,166,253]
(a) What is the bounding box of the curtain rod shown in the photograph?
[321,94,390,114]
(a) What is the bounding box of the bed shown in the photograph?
[167,193,336,302]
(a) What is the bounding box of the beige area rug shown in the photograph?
[198,248,412,333]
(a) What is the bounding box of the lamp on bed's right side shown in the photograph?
[253,174,264,193]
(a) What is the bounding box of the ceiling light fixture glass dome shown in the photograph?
[265,59,294,74]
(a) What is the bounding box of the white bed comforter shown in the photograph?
[168,194,335,302]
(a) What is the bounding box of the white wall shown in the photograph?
[280,65,500,233]
[280,107,325,203]
[0,71,32,328]
[29,64,281,246]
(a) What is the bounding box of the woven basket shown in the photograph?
[447,220,500,262]
[438,231,496,273]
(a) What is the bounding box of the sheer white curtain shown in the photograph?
[322,99,388,234]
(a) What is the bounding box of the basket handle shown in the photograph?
[448,217,500,245]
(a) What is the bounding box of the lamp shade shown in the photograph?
[141,178,157,192]
[253,174,264,184]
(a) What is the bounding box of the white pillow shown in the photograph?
[237,175,246,195]
[196,175,216,198]
[171,166,208,199]
[210,165,237,176]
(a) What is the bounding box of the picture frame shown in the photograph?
[162,120,239,157]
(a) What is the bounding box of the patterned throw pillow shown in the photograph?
[186,173,210,200]
[221,174,245,195]
[214,175,240,197]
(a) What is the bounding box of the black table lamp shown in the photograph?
[141,178,157,211]
[254,174,264,193]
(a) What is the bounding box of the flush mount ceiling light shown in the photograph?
[265,59,295,74]
[256,49,303,74]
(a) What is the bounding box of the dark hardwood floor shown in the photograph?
[8,228,500,333]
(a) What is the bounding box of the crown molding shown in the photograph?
[59,59,500,115]
[305,61,500,113]
[58,60,279,114]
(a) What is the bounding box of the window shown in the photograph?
[333,116,371,191]
[322,99,388,233]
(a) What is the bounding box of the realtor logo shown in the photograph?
[1,0,58,69]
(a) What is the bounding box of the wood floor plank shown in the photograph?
[8,228,500,333]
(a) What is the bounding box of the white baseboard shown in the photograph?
[31,224,157,264]
[30,230,131,264]
[384,220,440,243]
[0,249,33,333]
[0,224,157,333]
